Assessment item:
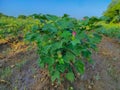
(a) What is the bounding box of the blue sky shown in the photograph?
[0,0,111,18]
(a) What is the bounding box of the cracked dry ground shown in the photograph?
[0,36,120,90]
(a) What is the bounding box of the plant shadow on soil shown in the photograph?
[0,36,120,90]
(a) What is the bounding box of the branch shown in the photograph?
[69,62,79,79]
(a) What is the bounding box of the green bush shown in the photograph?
[96,22,120,39]
[25,14,101,83]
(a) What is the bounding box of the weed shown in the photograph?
[0,67,12,79]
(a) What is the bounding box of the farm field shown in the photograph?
[0,13,120,90]
[0,0,120,90]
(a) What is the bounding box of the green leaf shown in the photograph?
[37,58,44,68]
[71,38,80,46]
[42,23,57,33]
[58,58,64,64]
[25,33,39,41]
[79,31,87,40]
[50,41,63,52]
[63,52,75,63]
[31,25,39,32]
[56,64,67,73]
[56,19,68,29]
[81,49,91,58]
[41,56,54,66]
[45,14,58,21]
[75,60,85,74]
[65,72,75,82]
[61,31,71,39]
[51,71,60,82]
[43,45,52,54]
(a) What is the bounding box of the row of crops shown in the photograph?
[0,15,40,39]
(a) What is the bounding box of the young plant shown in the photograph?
[25,14,101,84]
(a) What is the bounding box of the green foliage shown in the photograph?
[18,15,27,19]
[75,60,85,74]
[96,23,120,39]
[0,13,101,84]
[0,15,40,39]
[100,16,111,23]
[65,72,75,82]
[104,0,120,23]
[0,67,12,79]
[51,71,60,83]
[25,14,101,83]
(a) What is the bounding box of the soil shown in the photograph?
[0,36,120,90]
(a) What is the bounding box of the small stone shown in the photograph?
[33,75,36,78]
[52,83,54,86]
[88,85,92,89]
[11,65,15,68]
[54,85,57,88]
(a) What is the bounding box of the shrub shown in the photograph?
[25,14,101,84]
